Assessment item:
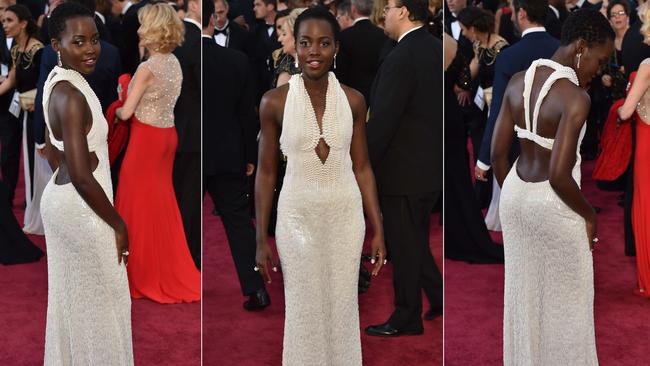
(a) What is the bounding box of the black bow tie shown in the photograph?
[215,27,228,36]
[448,14,457,23]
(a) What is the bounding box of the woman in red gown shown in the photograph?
[618,4,650,296]
[114,3,199,303]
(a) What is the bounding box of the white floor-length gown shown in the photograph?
[276,73,365,365]
[41,66,133,365]
[500,59,598,365]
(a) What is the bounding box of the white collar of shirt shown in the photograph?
[6,37,12,52]
[549,5,559,19]
[184,17,202,31]
[122,1,133,15]
[202,34,213,39]
[95,11,105,24]
[266,24,274,37]
[216,19,229,31]
[521,26,546,37]
[353,17,370,25]
[450,13,461,40]
[398,25,422,43]
[576,0,586,8]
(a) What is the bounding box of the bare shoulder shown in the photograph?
[260,84,290,124]
[504,71,526,100]
[50,81,85,109]
[340,84,366,115]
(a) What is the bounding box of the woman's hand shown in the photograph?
[586,212,598,252]
[369,235,386,276]
[255,239,276,283]
[115,222,129,265]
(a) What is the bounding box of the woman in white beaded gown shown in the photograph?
[255,7,386,366]
[40,3,132,364]
[492,10,613,365]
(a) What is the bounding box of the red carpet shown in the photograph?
[203,199,442,365]
[445,160,650,365]
[0,170,200,365]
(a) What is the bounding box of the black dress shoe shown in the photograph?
[243,289,270,311]
[364,322,423,337]
[424,307,443,321]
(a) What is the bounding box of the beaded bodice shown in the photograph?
[43,66,108,154]
[279,73,356,191]
[129,53,182,128]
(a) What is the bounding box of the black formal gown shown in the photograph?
[444,49,504,264]
[0,179,43,264]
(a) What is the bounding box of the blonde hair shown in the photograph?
[138,3,185,53]
[371,0,387,28]
[641,2,650,45]
[284,7,307,37]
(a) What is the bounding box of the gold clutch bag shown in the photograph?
[19,89,37,110]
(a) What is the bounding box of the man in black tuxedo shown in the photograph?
[173,0,202,269]
[214,0,256,55]
[121,0,150,74]
[334,0,387,104]
[546,0,569,40]
[364,0,443,337]
[0,0,20,205]
[33,40,121,180]
[475,0,559,183]
[252,0,279,100]
[203,0,270,310]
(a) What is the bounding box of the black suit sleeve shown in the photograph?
[367,52,414,168]
[34,47,56,145]
[238,59,258,165]
[106,49,121,110]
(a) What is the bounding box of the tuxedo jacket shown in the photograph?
[622,20,650,79]
[252,21,280,98]
[478,31,559,166]
[173,20,201,154]
[367,27,443,195]
[203,37,257,175]
[223,21,256,57]
[121,0,151,74]
[545,6,568,41]
[335,19,387,104]
[33,41,121,145]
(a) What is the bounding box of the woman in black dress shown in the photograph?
[0,4,46,234]
[444,32,504,264]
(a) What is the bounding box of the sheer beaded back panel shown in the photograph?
[129,53,182,128]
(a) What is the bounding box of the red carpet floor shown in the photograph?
[445,160,650,365]
[0,171,200,365]
[202,199,442,365]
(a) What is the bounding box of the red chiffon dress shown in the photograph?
[632,60,650,298]
[114,53,200,304]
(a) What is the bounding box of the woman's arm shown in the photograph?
[276,72,291,88]
[491,78,516,187]
[347,88,386,276]
[549,88,597,249]
[0,67,16,96]
[254,91,281,282]
[115,65,153,120]
[51,82,128,264]
[619,63,650,120]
